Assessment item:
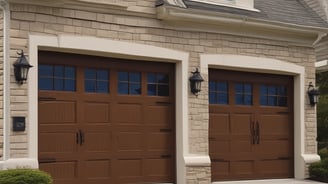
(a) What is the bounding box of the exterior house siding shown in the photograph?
[304,0,328,62]
[0,0,323,183]
[0,10,3,161]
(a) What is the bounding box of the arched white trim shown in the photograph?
[28,35,189,184]
[200,54,318,180]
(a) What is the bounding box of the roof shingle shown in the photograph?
[180,0,328,28]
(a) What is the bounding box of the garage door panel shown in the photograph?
[144,105,172,126]
[209,114,229,134]
[212,161,230,180]
[117,132,143,152]
[259,115,290,135]
[231,140,252,152]
[254,140,291,155]
[84,132,112,152]
[231,114,252,134]
[84,102,110,123]
[39,132,78,153]
[144,158,174,180]
[39,161,78,182]
[231,160,254,175]
[146,132,172,151]
[117,159,143,178]
[39,101,76,124]
[256,159,293,176]
[85,159,111,179]
[210,140,230,154]
[112,104,142,124]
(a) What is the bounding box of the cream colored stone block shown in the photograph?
[11,12,35,21]
[75,10,97,20]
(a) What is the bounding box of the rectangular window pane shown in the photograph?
[217,82,228,92]
[39,78,53,90]
[54,66,64,77]
[260,96,267,106]
[209,92,216,104]
[130,84,141,95]
[234,83,252,105]
[209,81,228,105]
[235,83,243,93]
[39,65,53,77]
[130,72,141,83]
[158,85,169,96]
[54,79,63,90]
[65,67,75,78]
[39,64,76,91]
[118,72,128,81]
[157,74,169,83]
[118,83,129,94]
[245,95,253,105]
[147,73,170,97]
[268,86,277,95]
[65,80,75,91]
[268,96,276,106]
[209,81,216,91]
[235,94,243,105]
[85,80,96,92]
[85,68,109,94]
[85,69,96,80]
[148,84,156,96]
[97,81,109,93]
[218,93,228,104]
[244,84,252,93]
[97,70,108,80]
[148,74,156,83]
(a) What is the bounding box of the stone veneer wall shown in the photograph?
[0,10,3,160]
[7,1,317,182]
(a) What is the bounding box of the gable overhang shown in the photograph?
[316,59,328,72]
[157,5,328,46]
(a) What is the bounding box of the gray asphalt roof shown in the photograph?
[158,0,328,28]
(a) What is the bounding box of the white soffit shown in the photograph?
[316,59,328,72]
[188,0,259,12]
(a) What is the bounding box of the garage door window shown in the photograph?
[147,73,169,96]
[209,81,228,104]
[39,64,76,91]
[235,83,252,105]
[260,85,288,107]
[118,71,141,95]
[84,68,109,93]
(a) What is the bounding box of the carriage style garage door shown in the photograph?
[209,69,294,181]
[38,51,175,184]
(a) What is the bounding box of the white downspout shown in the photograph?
[0,0,10,164]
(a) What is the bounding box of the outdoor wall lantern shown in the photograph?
[308,82,320,106]
[13,50,33,84]
[189,68,204,96]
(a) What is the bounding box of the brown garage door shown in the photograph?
[38,51,175,184]
[209,69,294,181]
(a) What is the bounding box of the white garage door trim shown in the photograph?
[200,54,319,180]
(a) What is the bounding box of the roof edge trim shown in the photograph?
[157,5,328,45]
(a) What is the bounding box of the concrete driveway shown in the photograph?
[215,179,326,184]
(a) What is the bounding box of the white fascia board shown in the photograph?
[157,5,328,45]
[315,60,328,72]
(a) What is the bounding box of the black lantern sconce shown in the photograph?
[189,68,204,96]
[13,50,33,84]
[308,82,320,106]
